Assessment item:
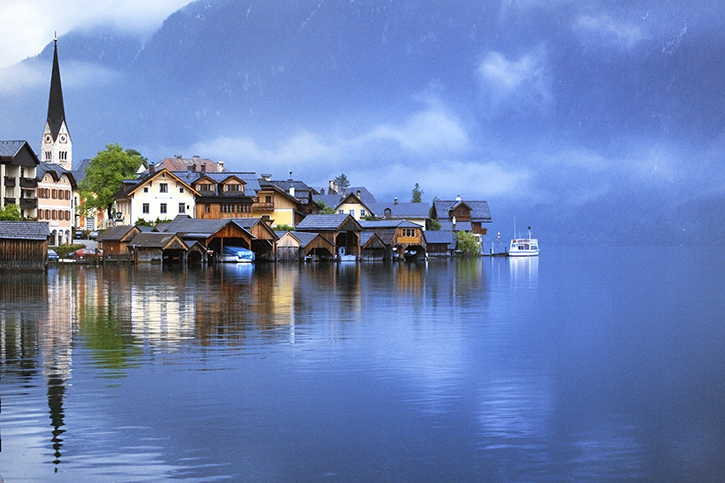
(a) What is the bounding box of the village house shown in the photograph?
[96,225,142,255]
[37,162,76,245]
[1,141,39,220]
[259,175,320,218]
[253,181,307,226]
[368,199,431,229]
[114,167,198,225]
[313,184,377,221]
[431,197,492,235]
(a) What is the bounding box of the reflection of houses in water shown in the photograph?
[130,271,197,346]
[0,269,76,468]
[509,256,538,289]
[41,268,77,466]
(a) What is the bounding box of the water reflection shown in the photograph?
[509,256,538,289]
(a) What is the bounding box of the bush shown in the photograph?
[456,231,480,257]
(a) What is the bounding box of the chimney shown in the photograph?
[187,165,193,178]
[452,216,456,229]
[175,154,182,159]
[261,173,271,181]
[329,180,338,194]
[356,190,361,198]
[394,197,398,205]
[218,161,224,172]
[149,162,155,175]
[201,162,206,173]
[289,186,295,197]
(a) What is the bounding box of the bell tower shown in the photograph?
[41,35,72,171]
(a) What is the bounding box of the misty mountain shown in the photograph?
[3,0,725,246]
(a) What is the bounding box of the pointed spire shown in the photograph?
[47,36,66,140]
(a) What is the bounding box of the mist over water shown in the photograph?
[1,250,723,482]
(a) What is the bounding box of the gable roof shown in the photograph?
[128,232,188,249]
[296,214,362,232]
[184,171,261,193]
[0,221,49,240]
[433,200,492,222]
[360,219,424,230]
[368,201,431,219]
[117,168,199,198]
[156,156,226,173]
[96,225,139,242]
[0,141,39,167]
[37,161,77,188]
[424,230,456,248]
[159,215,253,240]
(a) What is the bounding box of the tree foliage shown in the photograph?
[411,183,423,203]
[334,173,350,189]
[428,218,441,231]
[0,203,22,220]
[456,231,480,257]
[315,200,337,214]
[79,144,146,218]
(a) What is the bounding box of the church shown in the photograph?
[36,36,78,245]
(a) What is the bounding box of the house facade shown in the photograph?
[431,198,492,235]
[115,168,198,225]
[37,162,76,244]
[191,172,258,220]
[0,141,39,219]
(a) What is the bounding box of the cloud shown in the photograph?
[573,15,645,49]
[0,60,118,95]
[363,103,469,154]
[477,47,553,109]
[0,0,190,67]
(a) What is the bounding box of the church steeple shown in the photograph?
[47,36,66,140]
[41,35,72,171]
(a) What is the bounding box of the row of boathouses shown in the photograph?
[97,214,439,264]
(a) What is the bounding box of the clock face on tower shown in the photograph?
[60,134,67,143]
[45,135,51,143]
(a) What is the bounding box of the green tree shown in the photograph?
[275,224,295,231]
[0,203,23,220]
[79,144,145,219]
[411,183,423,203]
[315,200,337,214]
[456,231,480,257]
[334,173,350,189]
[428,219,441,231]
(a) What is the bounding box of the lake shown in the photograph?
[1,248,724,482]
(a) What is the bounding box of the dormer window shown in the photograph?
[199,183,213,192]
[224,184,241,192]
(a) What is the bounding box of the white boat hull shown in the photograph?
[509,238,539,257]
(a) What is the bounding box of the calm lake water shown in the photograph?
[1,248,724,482]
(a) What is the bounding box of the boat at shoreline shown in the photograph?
[509,226,539,257]
[220,246,255,263]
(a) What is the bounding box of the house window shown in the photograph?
[179,203,186,214]
[143,203,150,214]
[59,151,67,160]
[265,195,272,203]
[199,184,212,192]
[205,204,210,213]
[45,151,51,160]
[338,209,344,214]
[225,184,241,192]
[237,204,250,213]
[144,187,149,193]
[179,188,185,193]
[360,209,366,218]
[349,209,355,217]
[51,189,57,199]
[160,183,168,193]
[402,228,417,238]
[160,203,167,214]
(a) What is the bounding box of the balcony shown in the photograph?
[255,202,275,209]
[20,198,37,209]
[4,197,16,205]
[20,177,38,188]
[4,176,15,187]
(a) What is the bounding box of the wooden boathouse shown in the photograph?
[0,221,49,270]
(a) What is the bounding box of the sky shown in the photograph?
[2,0,725,245]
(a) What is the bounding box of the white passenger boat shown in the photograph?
[509,227,539,257]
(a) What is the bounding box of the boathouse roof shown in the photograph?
[0,221,49,240]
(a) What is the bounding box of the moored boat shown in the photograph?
[509,226,539,257]
[220,246,255,263]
